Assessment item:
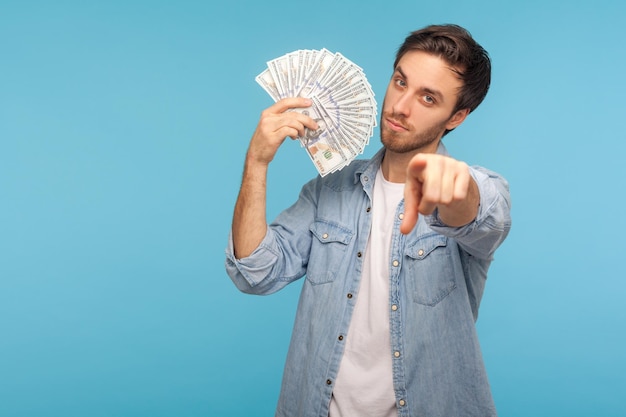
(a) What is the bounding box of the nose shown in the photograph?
[391,91,411,117]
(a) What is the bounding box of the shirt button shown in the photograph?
[322,233,328,239]
[338,335,344,341]
[399,399,406,407]
[418,249,424,256]
[366,207,371,212]
[357,252,362,258]
[392,260,399,267]
[391,304,398,311]
[394,351,401,358]
[326,379,332,385]
[347,293,353,299]
[398,213,404,220]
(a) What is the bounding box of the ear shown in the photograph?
[445,108,470,131]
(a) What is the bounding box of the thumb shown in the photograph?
[400,155,428,234]
[400,179,420,234]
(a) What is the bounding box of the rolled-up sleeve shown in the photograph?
[225,229,281,292]
[225,178,320,295]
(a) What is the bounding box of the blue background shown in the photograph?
[2,0,625,416]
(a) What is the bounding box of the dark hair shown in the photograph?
[394,24,491,118]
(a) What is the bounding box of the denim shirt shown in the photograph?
[225,145,512,417]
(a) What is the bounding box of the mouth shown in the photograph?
[385,117,408,132]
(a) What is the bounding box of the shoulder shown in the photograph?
[315,157,375,190]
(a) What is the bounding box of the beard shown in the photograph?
[380,109,450,154]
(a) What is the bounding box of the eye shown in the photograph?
[423,95,435,105]
[394,78,407,88]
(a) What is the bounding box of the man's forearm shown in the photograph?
[231,158,270,259]
[231,97,318,258]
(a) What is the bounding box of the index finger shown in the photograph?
[270,97,313,114]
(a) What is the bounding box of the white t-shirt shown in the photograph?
[329,167,404,417]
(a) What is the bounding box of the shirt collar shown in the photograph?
[354,141,450,185]
[354,148,386,185]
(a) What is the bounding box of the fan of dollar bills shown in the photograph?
[256,49,378,177]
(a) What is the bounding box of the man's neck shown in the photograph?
[380,141,441,183]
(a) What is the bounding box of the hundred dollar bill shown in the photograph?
[255,68,281,102]
[255,48,377,176]
[298,48,335,98]
[299,105,351,176]
[311,96,358,159]
[267,55,290,99]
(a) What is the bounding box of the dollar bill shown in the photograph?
[256,48,378,176]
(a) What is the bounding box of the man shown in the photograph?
[225,24,511,417]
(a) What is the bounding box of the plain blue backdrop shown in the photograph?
[2,0,625,416]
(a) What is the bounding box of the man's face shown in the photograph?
[380,50,467,154]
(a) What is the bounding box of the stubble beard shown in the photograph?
[380,110,449,154]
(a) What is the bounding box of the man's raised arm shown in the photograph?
[231,97,318,258]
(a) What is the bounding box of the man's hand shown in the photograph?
[247,97,319,166]
[400,153,479,234]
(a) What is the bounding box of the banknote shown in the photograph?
[256,49,378,176]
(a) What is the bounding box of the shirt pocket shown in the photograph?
[404,234,457,306]
[306,219,354,285]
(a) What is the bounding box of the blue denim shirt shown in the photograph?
[225,145,512,417]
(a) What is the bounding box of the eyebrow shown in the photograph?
[395,65,445,103]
